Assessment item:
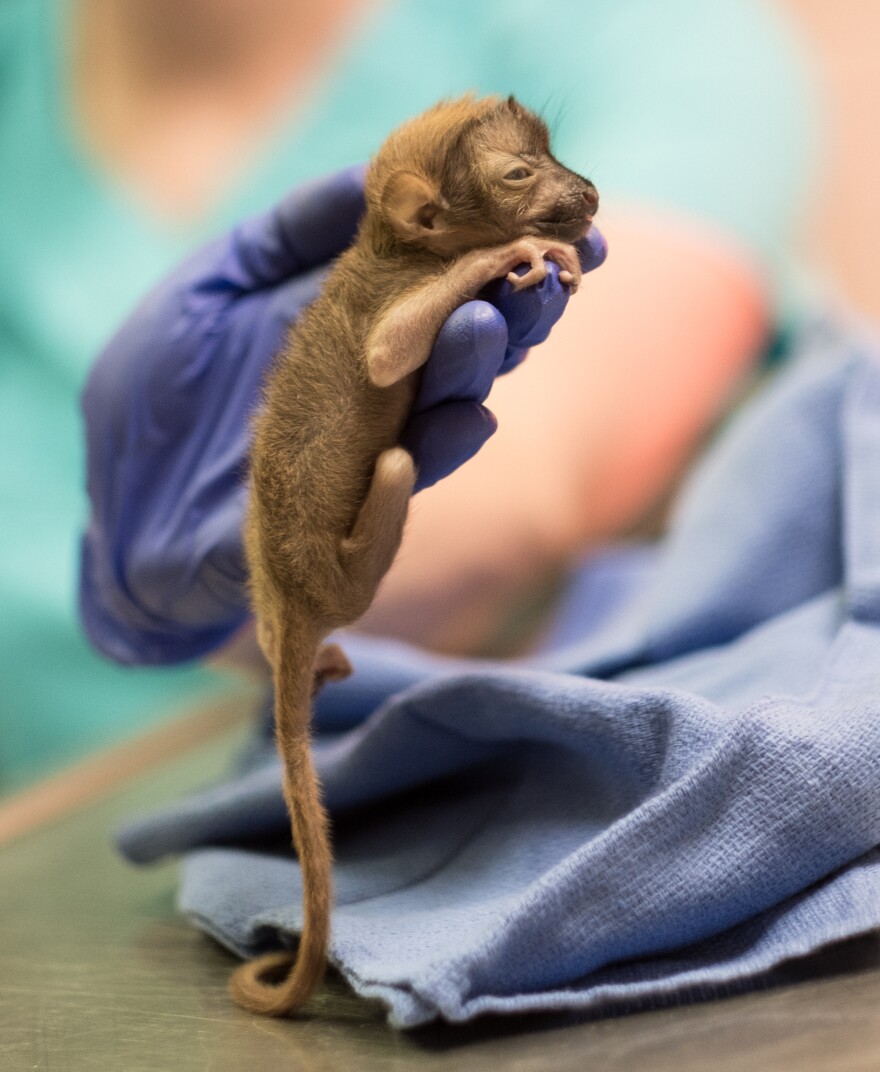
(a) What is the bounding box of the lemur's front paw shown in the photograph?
[548,242,583,292]
[502,239,581,292]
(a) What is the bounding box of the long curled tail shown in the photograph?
[229,615,331,1017]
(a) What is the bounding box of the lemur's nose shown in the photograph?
[582,185,599,217]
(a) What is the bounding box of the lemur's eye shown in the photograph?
[504,167,532,181]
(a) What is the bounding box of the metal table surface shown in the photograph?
[1,713,879,1072]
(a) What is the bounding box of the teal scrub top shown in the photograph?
[0,0,815,790]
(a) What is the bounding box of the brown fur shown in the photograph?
[228,95,598,1017]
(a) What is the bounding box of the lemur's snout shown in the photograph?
[582,184,599,218]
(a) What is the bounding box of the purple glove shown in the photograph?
[80,166,606,666]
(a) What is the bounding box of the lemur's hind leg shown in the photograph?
[312,643,353,697]
[334,447,416,621]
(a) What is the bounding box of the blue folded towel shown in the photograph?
[118,316,880,1028]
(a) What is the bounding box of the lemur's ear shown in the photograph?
[381,171,448,240]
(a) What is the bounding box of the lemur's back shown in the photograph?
[246,242,432,611]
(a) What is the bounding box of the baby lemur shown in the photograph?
[230,95,598,1017]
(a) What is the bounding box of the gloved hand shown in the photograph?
[80,165,606,667]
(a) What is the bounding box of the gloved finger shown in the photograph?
[122,490,249,631]
[145,263,327,440]
[487,260,570,372]
[414,301,508,413]
[402,401,498,491]
[192,484,251,613]
[499,345,529,374]
[488,226,608,373]
[205,165,367,293]
[578,225,609,273]
[80,517,246,666]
